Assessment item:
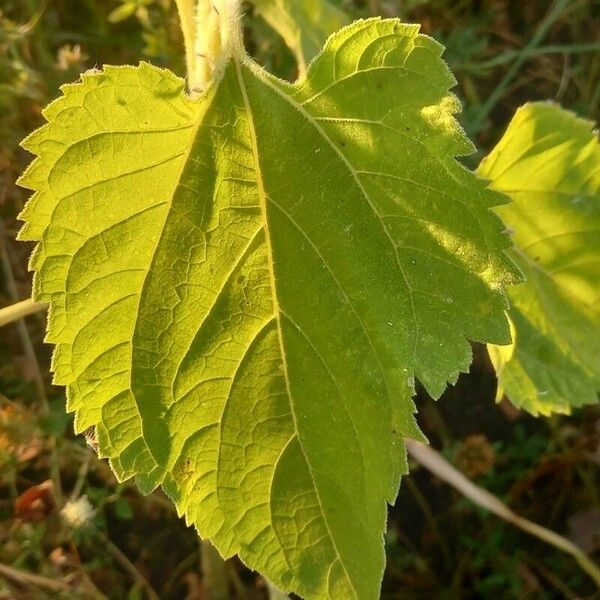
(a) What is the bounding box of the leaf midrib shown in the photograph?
[246,59,420,367]
[234,56,360,600]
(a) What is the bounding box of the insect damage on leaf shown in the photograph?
[18,18,519,600]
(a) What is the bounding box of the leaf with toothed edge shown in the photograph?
[18,18,520,600]
[479,102,600,417]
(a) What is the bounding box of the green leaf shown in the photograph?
[250,0,350,75]
[113,497,134,520]
[19,19,518,599]
[108,2,137,23]
[479,102,600,416]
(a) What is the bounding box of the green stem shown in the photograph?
[472,0,572,131]
[459,43,600,73]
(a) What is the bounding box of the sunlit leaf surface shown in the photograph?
[19,19,518,599]
[480,102,600,415]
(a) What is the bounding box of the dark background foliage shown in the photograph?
[1,1,599,598]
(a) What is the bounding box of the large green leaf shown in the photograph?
[479,103,600,416]
[250,0,350,74]
[19,19,518,599]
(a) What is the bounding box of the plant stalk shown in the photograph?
[267,579,289,599]
[175,0,198,89]
[175,0,243,95]
[406,439,600,589]
[0,562,70,593]
[0,217,63,507]
[0,298,46,327]
[200,539,230,600]
[472,0,572,131]
[97,531,160,600]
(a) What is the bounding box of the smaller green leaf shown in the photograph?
[113,497,134,520]
[251,0,350,75]
[108,2,137,23]
[479,102,600,415]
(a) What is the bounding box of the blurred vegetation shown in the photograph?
[1,0,599,598]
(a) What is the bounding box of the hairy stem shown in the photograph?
[406,439,600,589]
[175,0,243,95]
[175,0,198,88]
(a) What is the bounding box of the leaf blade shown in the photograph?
[479,102,600,415]
[20,19,519,599]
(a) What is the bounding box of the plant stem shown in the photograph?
[0,298,46,327]
[472,0,572,131]
[175,0,243,95]
[0,217,63,507]
[267,579,289,599]
[67,540,111,600]
[175,0,198,87]
[406,439,600,589]
[459,42,600,73]
[70,449,93,501]
[96,531,160,600]
[200,539,230,600]
[0,561,70,593]
[403,475,452,570]
[199,539,287,599]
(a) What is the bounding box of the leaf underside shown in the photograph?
[19,19,519,600]
[479,103,600,416]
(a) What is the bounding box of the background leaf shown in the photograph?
[19,19,518,599]
[250,0,350,75]
[479,102,600,415]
